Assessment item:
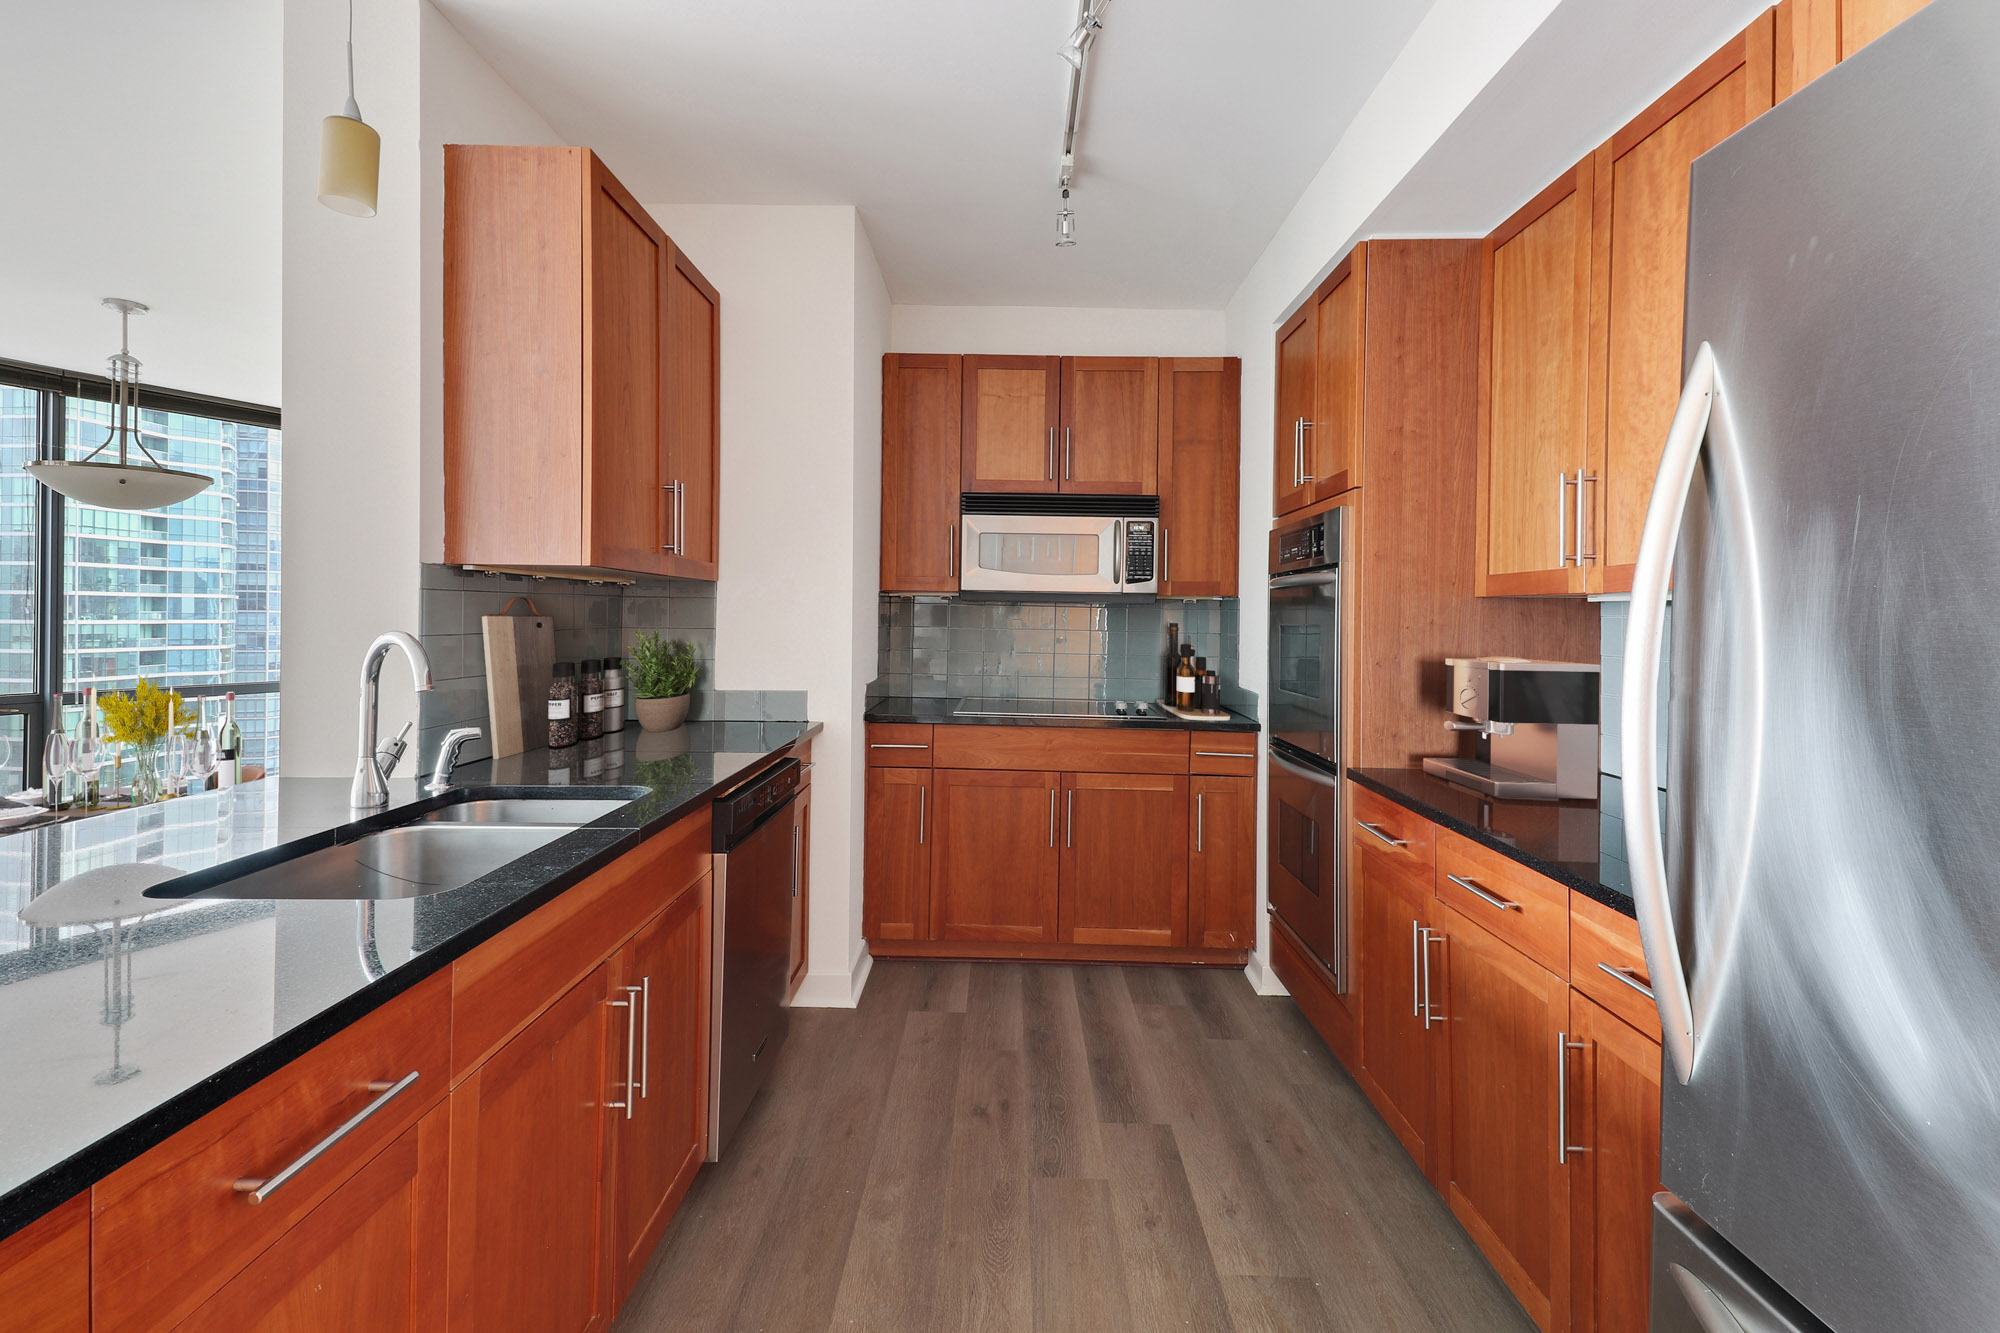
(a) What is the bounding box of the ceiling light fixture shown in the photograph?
[25,300,215,511]
[1055,1,1108,246]
[1057,189,1077,247]
[318,0,381,216]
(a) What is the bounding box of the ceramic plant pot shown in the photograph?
[635,694,691,732]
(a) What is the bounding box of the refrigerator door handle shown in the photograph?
[1668,1264,1753,1333]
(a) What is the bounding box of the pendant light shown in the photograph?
[318,0,380,217]
[24,300,214,511]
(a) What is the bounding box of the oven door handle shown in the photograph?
[1268,749,1340,788]
[1269,572,1338,590]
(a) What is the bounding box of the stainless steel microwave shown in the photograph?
[957,495,1158,599]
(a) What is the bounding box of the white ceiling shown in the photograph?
[432,0,1438,309]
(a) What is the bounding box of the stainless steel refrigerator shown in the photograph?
[1624,3,2000,1329]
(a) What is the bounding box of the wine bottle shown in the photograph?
[218,691,242,788]
[1175,646,1197,710]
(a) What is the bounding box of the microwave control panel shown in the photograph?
[1124,521,1155,584]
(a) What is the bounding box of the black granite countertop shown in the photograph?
[1348,767,1636,917]
[865,695,1259,733]
[0,719,817,1243]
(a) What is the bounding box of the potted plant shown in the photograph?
[628,631,699,732]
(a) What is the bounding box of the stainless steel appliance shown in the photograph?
[1625,5,2000,1326]
[952,698,1163,721]
[1266,504,1345,986]
[707,758,800,1161]
[1422,657,1598,800]
[958,495,1157,599]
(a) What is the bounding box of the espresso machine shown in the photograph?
[1422,657,1599,800]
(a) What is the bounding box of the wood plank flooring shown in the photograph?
[614,961,1533,1332]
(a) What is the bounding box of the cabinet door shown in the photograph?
[1567,990,1663,1333]
[1058,357,1158,493]
[1312,246,1366,500]
[1435,901,1572,1333]
[788,784,811,997]
[1158,358,1240,597]
[1479,161,1594,596]
[962,355,1060,492]
[930,768,1059,942]
[881,354,962,592]
[447,963,614,1333]
[1592,17,1772,592]
[1273,304,1316,515]
[1188,774,1254,949]
[585,157,672,578]
[0,1195,87,1333]
[176,1109,449,1332]
[664,242,721,579]
[865,767,930,940]
[1356,841,1440,1175]
[612,875,712,1303]
[1059,771,1188,948]
[1841,0,1930,56]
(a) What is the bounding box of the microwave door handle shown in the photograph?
[1111,519,1123,587]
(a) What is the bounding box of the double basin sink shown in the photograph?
[145,795,637,903]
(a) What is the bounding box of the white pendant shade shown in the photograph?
[318,112,380,217]
[26,459,213,511]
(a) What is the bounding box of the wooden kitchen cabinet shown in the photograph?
[1311,245,1366,501]
[1059,770,1188,947]
[864,766,930,941]
[881,353,963,592]
[1477,159,1596,597]
[1273,301,1317,515]
[1588,16,1772,593]
[0,1194,87,1333]
[446,963,617,1333]
[788,781,812,999]
[929,768,1060,943]
[1434,899,1572,1332]
[1356,834,1442,1177]
[961,355,1060,492]
[1841,0,1931,56]
[1158,358,1241,596]
[1188,774,1254,950]
[1567,990,1663,1333]
[444,145,719,582]
[1058,357,1158,493]
[611,874,712,1305]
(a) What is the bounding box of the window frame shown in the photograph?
[0,356,281,786]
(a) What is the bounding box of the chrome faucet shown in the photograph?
[351,631,434,811]
[427,727,484,796]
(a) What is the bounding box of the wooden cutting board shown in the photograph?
[482,599,554,759]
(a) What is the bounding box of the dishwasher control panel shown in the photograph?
[713,757,802,850]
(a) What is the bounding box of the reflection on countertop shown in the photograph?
[0,719,817,1244]
[864,694,1260,732]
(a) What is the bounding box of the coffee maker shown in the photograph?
[1422,657,1599,800]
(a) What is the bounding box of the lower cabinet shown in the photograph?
[1059,771,1188,947]
[788,783,811,998]
[447,963,619,1333]
[1188,775,1255,949]
[864,766,930,940]
[930,767,1060,943]
[1566,989,1663,1333]
[1357,846,1441,1175]
[0,1194,87,1333]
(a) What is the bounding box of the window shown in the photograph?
[0,360,281,787]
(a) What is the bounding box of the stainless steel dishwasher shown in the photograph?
[706,757,799,1160]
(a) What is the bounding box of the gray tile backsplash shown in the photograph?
[417,565,804,771]
[871,596,1252,711]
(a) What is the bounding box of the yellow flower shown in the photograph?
[97,679,199,747]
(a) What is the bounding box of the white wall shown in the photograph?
[890,306,1227,356]
[1,1,280,404]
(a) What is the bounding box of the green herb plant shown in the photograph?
[628,632,700,699]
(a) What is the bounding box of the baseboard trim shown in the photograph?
[1243,948,1291,996]
[792,944,874,1009]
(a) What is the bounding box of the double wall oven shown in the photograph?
[1267,505,1346,989]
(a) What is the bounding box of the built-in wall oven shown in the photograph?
[1266,505,1346,987]
[958,494,1157,600]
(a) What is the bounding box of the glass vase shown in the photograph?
[131,741,165,806]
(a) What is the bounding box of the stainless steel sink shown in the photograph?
[423,798,631,825]
[160,823,574,902]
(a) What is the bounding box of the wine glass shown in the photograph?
[166,731,187,798]
[43,729,70,807]
[190,723,216,793]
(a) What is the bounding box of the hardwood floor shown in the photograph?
[614,961,1534,1332]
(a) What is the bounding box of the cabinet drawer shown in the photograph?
[1434,829,1569,975]
[932,724,1189,773]
[453,810,711,1076]
[91,969,452,1333]
[1571,892,1660,1040]
[1190,735,1258,775]
[1348,784,1436,876]
[866,723,934,767]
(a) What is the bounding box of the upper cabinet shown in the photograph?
[881,354,962,593]
[1273,303,1316,515]
[961,355,1061,492]
[1059,356,1158,494]
[1158,358,1240,597]
[444,146,720,582]
[1273,242,1367,517]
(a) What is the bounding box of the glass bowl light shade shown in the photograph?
[318,113,380,217]
[25,459,212,511]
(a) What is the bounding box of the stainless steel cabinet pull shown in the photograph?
[1447,873,1520,912]
[1410,919,1423,1018]
[639,976,652,1099]
[947,523,956,577]
[1298,419,1314,483]
[791,823,801,905]
[869,742,929,749]
[917,783,926,845]
[1576,471,1597,564]
[662,482,674,552]
[1596,961,1656,1001]
[1419,928,1443,1028]
[1356,820,1407,849]
[1196,793,1205,851]
[1064,427,1073,480]
[1066,789,1074,848]
[1049,789,1056,846]
[608,987,641,1118]
[1557,471,1573,567]
[1047,427,1056,480]
[1161,528,1169,585]
[1195,751,1248,759]
[1556,1033,1590,1163]
[677,480,687,556]
[234,1071,420,1203]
